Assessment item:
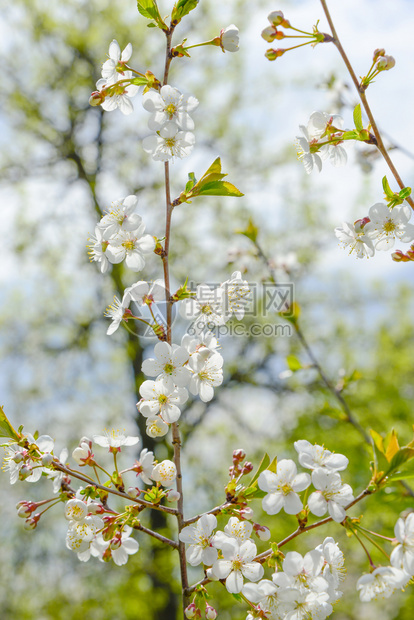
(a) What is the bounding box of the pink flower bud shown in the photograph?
[239,506,254,520]
[233,448,246,463]
[243,461,254,474]
[127,487,141,499]
[354,217,370,232]
[184,603,196,619]
[205,604,218,619]
[254,524,271,541]
[24,514,40,530]
[88,502,104,514]
[392,250,405,262]
[376,55,395,71]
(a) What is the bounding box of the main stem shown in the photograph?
[161,26,190,613]
[319,0,414,210]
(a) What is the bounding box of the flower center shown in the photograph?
[164,363,175,374]
[280,483,292,495]
[165,138,176,148]
[232,559,243,571]
[201,305,212,315]
[158,394,168,404]
[165,103,176,117]
[383,219,396,234]
[122,239,136,251]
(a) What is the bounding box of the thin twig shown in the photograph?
[319,0,414,210]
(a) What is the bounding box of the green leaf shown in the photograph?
[399,187,412,200]
[388,467,414,481]
[196,181,244,197]
[130,76,150,86]
[236,218,259,244]
[384,428,400,462]
[0,407,20,439]
[353,104,363,132]
[382,176,394,200]
[137,0,159,19]
[286,355,302,371]
[247,453,270,487]
[386,446,414,475]
[172,0,199,23]
[185,172,197,193]
[199,157,223,180]
[370,428,385,454]
[231,593,244,603]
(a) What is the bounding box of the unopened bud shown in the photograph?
[243,461,254,475]
[89,91,105,106]
[373,48,386,62]
[19,465,32,480]
[110,536,122,550]
[354,217,370,233]
[127,486,141,499]
[184,603,196,619]
[41,453,53,466]
[12,452,24,464]
[205,604,218,619]
[88,502,104,514]
[376,55,395,71]
[268,10,285,26]
[392,250,405,262]
[265,48,285,61]
[166,489,180,503]
[254,524,271,541]
[239,506,254,520]
[233,448,246,463]
[24,514,40,530]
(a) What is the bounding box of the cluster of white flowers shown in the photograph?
[88,194,155,275]
[2,434,55,484]
[335,202,414,259]
[95,40,140,115]
[65,494,139,566]
[244,538,345,620]
[296,111,348,174]
[258,440,353,523]
[142,85,198,161]
[356,512,414,602]
[180,516,264,594]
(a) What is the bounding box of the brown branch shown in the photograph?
[53,462,178,516]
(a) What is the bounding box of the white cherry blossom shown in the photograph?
[220,25,240,52]
[189,349,224,402]
[145,416,169,438]
[364,202,414,251]
[213,517,253,549]
[356,566,408,602]
[134,448,155,485]
[142,85,199,131]
[87,226,110,273]
[152,459,177,487]
[390,513,414,574]
[220,271,251,320]
[294,440,349,472]
[105,224,155,271]
[104,296,129,335]
[258,459,311,515]
[98,195,142,240]
[101,40,133,85]
[138,378,188,423]
[106,526,139,566]
[212,538,264,593]
[142,121,195,161]
[180,283,226,331]
[96,73,139,115]
[308,469,354,522]
[179,514,218,566]
[141,342,191,387]
[93,429,139,451]
[335,221,375,258]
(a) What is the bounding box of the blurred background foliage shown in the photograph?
[1,0,414,618]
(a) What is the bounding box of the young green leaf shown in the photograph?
[0,407,21,440]
[353,104,363,132]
